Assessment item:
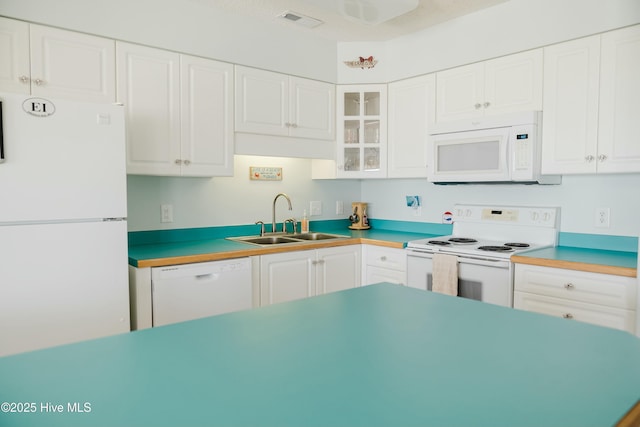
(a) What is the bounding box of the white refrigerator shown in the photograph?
[0,92,130,356]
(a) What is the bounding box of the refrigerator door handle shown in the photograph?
[1,100,5,163]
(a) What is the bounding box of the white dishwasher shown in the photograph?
[151,258,252,327]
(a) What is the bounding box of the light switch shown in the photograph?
[310,201,322,216]
[161,204,173,223]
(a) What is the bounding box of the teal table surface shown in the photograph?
[517,246,638,270]
[1,283,639,427]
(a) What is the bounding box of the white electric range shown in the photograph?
[406,204,559,307]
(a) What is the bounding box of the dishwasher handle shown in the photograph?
[195,273,219,281]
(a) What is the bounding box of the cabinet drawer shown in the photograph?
[365,266,406,286]
[514,291,636,333]
[514,264,636,310]
[365,245,407,271]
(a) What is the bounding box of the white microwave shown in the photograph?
[427,112,560,184]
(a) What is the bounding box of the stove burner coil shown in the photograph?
[448,238,478,244]
[427,240,451,246]
[504,242,530,248]
[477,245,514,252]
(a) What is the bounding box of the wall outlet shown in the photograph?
[595,207,610,228]
[336,200,344,215]
[161,204,174,223]
[310,201,322,216]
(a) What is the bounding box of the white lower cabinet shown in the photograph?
[259,245,361,306]
[363,245,407,286]
[514,264,636,333]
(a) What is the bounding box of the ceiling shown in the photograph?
[191,0,509,42]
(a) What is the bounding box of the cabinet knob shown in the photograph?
[564,283,575,290]
[474,103,482,109]
[483,102,491,108]
[380,256,387,261]
[598,154,607,162]
[19,75,29,84]
[290,123,297,128]
[175,159,182,164]
[285,122,291,128]
[585,155,595,162]
[33,78,44,86]
[562,313,574,319]
[183,159,191,166]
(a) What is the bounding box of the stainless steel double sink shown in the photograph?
[228,232,349,247]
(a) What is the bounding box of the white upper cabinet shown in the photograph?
[541,36,601,174]
[0,17,30,94]
[387,74,435,178]
[180,55,234,176]
[542,25,640,175]
[597,25,640,174]
[117,42,233,177]
[436,49,543,122]
[336,84,387,178]
[0,18,115,103]
[235,66,335,141]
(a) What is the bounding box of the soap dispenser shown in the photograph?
[301,210,309,233]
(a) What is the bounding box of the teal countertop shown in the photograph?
[128,224,441,268]
[1,283,638,427]
[517,246,637,269]
[127,221,638,276]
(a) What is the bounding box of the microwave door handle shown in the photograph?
[0,101,4,163]
[503,131,511,178]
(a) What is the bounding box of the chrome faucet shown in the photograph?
[272,193,292,233]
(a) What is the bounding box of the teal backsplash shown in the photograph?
[129,220,637,253]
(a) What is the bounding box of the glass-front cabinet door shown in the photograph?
[337,85,387,178]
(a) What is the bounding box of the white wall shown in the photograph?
[361,174,640,237]
[0,0,337,82]
[127,156,360,231]
[338,0,640,83]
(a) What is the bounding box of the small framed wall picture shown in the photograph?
[250,166,282,181]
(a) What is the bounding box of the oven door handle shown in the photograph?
[456,256,510,268]
[407,251,510,268]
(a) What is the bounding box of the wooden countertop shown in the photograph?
[512,246,637,277]
[1,283,639,427]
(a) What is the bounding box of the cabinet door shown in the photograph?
[541,36,600,175]
[514,264,636,310]
[366,266,406,286]
[514,291,636,333]
[484,49,543,115]
[30,25,115,103]
[0,17,30,94]
[260,251,315,306]
[180,55,234,176]
[435,62,484,122]
[387,74,435,178]
[235,66,288,136]
[316,246,361,294]
[337,85,387,178]
[290,77,335,140]
[598,24,640,174]
[117,42,181,175]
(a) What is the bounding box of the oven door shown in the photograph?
[407,250,513,307]
[428,127,511,183]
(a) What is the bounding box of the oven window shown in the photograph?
[427,274,483,301]
[437,140,500,172]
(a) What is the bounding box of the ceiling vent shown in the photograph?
[277,11,324,29]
